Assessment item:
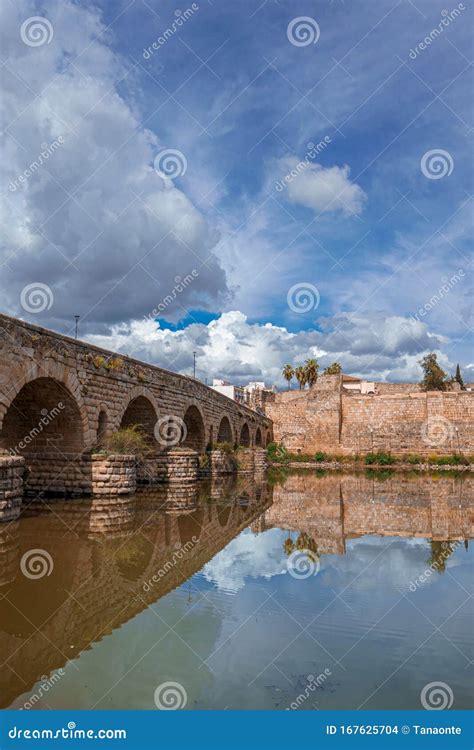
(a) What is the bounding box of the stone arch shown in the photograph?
[0,360,91,445]
[266,430,273,446]
[239,422,250,447]
[217,415,233,444]
[0,376,85,455]
[119,388,159,445]
[182,404,206,452]
[255,427,263,447]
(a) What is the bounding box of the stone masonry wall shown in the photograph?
[0,314,272,454]
[266,374,473,456]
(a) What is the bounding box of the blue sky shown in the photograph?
[1,0,472,384]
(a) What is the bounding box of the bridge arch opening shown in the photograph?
[0,377,84,455]
[97,410,108,446]
[120,396,157,445]
[217,505,231,527]
[178,509,204,545]
[217,416,233,444]
[255,427,263,447]
[239,423,250,447]
[182,405,206,452]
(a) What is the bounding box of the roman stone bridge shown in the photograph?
[0,314,272,499]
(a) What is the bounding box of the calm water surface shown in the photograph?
[1,471,473,710]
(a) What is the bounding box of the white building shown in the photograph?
[211,379,247,404]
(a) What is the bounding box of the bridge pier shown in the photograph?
[0,456,25,523]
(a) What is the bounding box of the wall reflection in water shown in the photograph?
[0,471,472,709]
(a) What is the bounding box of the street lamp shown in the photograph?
[193,351,196,379]
[74,315,80,340]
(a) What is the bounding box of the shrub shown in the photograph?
[267,442,289,463]
[314,451,327,463]
[106,425,151,456]
[365,451,393,465]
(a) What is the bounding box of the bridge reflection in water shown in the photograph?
[0,471,472,710]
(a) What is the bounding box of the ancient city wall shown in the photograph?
[266,375,473,456]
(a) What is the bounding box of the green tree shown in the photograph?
[427,541,456,573]
[282,364,295,390]
[304,358,319,387]
[295,365,307,390]
[419,353,449,392]
[455,363,465,390]
[324,362,342,375]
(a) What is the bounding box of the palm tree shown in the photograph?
[282,364,295,390]
[324,362,342,375]
[304,358,319,387]
[295,366,307,390]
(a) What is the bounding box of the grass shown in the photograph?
[266,442,473,468]
[105,425,152,456]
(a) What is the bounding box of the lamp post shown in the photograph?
[193,351,196,379]
[74,315,80,340]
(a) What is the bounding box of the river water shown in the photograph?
[1,470,472,710]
